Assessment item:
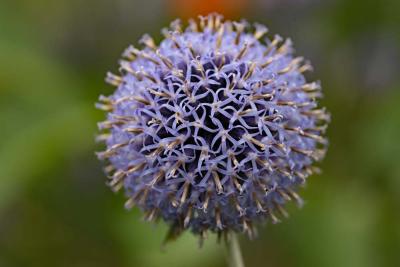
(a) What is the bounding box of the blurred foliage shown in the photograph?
[0,0,399,266]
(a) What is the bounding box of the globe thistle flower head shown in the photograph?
[97,14,329,240]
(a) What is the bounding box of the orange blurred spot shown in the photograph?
[169,0,248,19]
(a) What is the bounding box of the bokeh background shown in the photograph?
[1,0,400,266]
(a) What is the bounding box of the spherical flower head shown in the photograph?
[97,14,329,239]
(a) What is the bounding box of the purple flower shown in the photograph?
[97,14,329,239]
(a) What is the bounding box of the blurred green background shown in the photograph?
[1,0,399,266]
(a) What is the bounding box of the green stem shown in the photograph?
[227,233,245,267]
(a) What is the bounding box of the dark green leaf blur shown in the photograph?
[1,0,399,266]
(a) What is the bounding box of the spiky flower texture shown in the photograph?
[97,14,329,240]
